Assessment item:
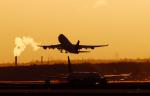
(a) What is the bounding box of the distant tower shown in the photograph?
[47,57,50,64]
[15,56,18,66]
[41,56,43,64]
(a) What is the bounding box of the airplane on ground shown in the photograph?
[46,56,108,87]
[39,34,108,54]
[45,56,131,87]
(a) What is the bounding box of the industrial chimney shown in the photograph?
[15,56,18,66]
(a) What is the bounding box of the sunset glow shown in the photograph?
[0,0,150,63]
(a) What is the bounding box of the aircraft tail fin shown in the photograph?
[75,40,80,51]
[76,40,80,46]
[68,56,73,74]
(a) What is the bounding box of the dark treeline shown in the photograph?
[0,61,150,81]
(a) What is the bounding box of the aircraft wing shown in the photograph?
[47,76,68,80]
[78,44,108,49]
[104,73,132,78]
[38,44,61,50]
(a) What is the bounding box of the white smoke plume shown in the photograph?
[14,36,39,56]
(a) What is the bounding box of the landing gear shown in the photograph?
[60,49,63,53]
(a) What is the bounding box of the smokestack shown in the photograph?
[15,56,18,66]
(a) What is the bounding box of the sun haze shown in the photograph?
[0,0,150,63]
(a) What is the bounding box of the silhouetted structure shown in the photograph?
[15,56,18,66]
[41,56,43,64]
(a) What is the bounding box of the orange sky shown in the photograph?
[0,0,150,63]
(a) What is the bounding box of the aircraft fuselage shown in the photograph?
[58,34,78,53]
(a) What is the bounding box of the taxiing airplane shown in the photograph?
[39,34,108,54]
[45,56,131,87]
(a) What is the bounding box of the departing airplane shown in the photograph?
[39,34,108,54]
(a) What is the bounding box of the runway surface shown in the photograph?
[0,89,150,96]
[0,81,149,95]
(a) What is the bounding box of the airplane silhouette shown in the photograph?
[45,56,131,87]
[45,56,108,87]
[39,34,108,54]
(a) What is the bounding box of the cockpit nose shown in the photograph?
[59,34,63,37]
[58,34,65,43]
[58,34,64,39]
